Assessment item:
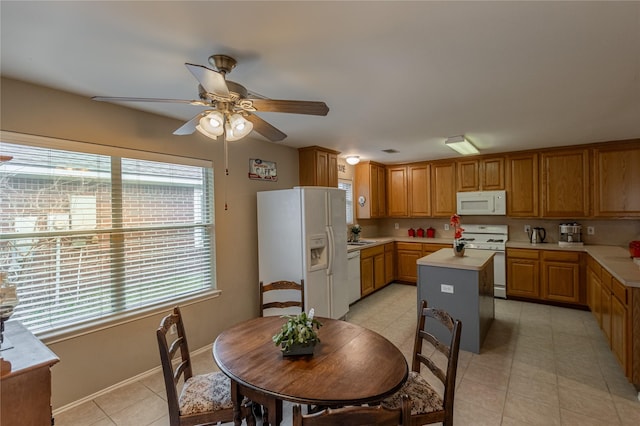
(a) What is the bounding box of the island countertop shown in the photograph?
[417,248,495,271]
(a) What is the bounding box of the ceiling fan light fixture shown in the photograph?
[197,111,225,139]
[445,135,479,155]
[345,155,360,165]
[225,113,253,141]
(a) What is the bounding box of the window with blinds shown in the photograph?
[0,138,215,335]
[338,179,354,224]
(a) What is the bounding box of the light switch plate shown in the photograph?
[441,284,454,294]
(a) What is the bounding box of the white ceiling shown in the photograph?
[2,1,639,164]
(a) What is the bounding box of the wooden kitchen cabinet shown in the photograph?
[506,248,540,298]
[456,157,505,192]
[387,165,408,217]
[430,160,456,217]
[395,242,423,284]
[541,250,584,304]
[360,245,386,296]
[408,163,431,217]
[384,242,395,284]
[587,256,603,325]
[601,268,612,342]
[541,148,590,217]
[422,243,450,257]
[593,142,640,217]
[298,146,339,187]
[1,321,59,426]
[355,161,386,219]
[506,153,539,217]
[610,277,630,375]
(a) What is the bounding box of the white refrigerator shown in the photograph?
[257,186,349,319]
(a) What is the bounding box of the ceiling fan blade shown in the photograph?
[185,63,229,97]
[244,114,287,142]
[173,113,204,136]
[250,99,329,116]
[92,96,207,106]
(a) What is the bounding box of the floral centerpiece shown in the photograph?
[351,224,362,242]
[450,214,465,257]
[272,308,323,356]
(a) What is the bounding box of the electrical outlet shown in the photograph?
[587,226,595,235]
[524,225,531,233]
[444,224,450,231]
[394,223,399,230]
[441,284,454,294]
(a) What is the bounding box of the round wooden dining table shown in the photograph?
[213,316,408,426]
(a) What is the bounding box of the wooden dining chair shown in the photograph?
[293,395,411,426]
[259,279,304,316]
[382,300,462,426]
[157,306,249,426]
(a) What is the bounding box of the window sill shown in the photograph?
[40,289,222,345]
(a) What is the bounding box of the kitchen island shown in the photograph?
[417,248,495,353]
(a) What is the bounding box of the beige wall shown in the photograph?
[1,77,300,408]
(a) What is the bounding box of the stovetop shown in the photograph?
[460,224,508,251]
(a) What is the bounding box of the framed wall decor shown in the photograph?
[248,158,277,181]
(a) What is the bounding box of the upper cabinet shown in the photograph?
[408,163,431,217]
[541,148,590,217]
[506,153,539,217]
[355,161,386,219]
[593,142,640,217]
[431,160,456,217]
[386,165,408,217]
[298,146,339,187]
[457,157,505,192]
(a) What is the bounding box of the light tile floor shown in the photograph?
[54,283,640,426]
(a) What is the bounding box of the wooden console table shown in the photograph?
[1,321,59,426]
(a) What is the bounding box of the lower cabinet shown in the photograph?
[396,242,422,283]
[384,243,395,284]
[507,248,585,306]
[587,254,633,378]
[360,244,389,297]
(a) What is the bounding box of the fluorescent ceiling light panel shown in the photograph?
[445,135,479,155]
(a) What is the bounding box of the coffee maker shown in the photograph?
[559,222,583,246]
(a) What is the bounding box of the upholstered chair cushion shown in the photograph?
[179,372,233,415]
[383,371,443,415]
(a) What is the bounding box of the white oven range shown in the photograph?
[459,224,508,298]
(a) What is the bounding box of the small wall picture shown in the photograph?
[249,158,277,181]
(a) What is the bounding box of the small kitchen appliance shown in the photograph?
[559,223,583,246]
[528,227,546,244]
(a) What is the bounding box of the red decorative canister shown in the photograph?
[408,228,415,237]
[426,227,435,238]
[416,228,425,238]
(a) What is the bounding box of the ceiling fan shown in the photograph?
[92,54,329,142]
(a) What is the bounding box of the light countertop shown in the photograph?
[417,248,495,271]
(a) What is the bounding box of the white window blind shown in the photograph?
[0,140,215,334]
[338,179,354,224]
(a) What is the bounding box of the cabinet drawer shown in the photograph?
[542,250,581,263]
[587,256,602,277]
[361,245,384,257]
[395,242,422,252]
[507,248,540,260]
[611,277,628,304]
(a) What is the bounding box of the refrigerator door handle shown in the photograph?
[326,226,334,276]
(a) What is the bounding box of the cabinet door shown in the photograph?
[506,153,539,217]
[611,294,629,373]
[396,249,422,283]
[328,152,338,187]
[601,287,612,342]
[387,166,408,217]
[371,164,387,218]
[507,258,540,298]
[384,243,395,284]
[408,164,431,217]
[541,261,580,304]
[316,150,329,186]
[374,253,386,289]
[431,161,456,217]
[587,266,602,324]
[457,160,479,192]
[593,144,640,217]
[355,162,386,219]
[481,157,505,190]
[541,149,590,217]
[360,255,375,296]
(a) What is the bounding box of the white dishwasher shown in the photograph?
[347,250,361,305]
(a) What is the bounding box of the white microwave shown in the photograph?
[456,190,507,215]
